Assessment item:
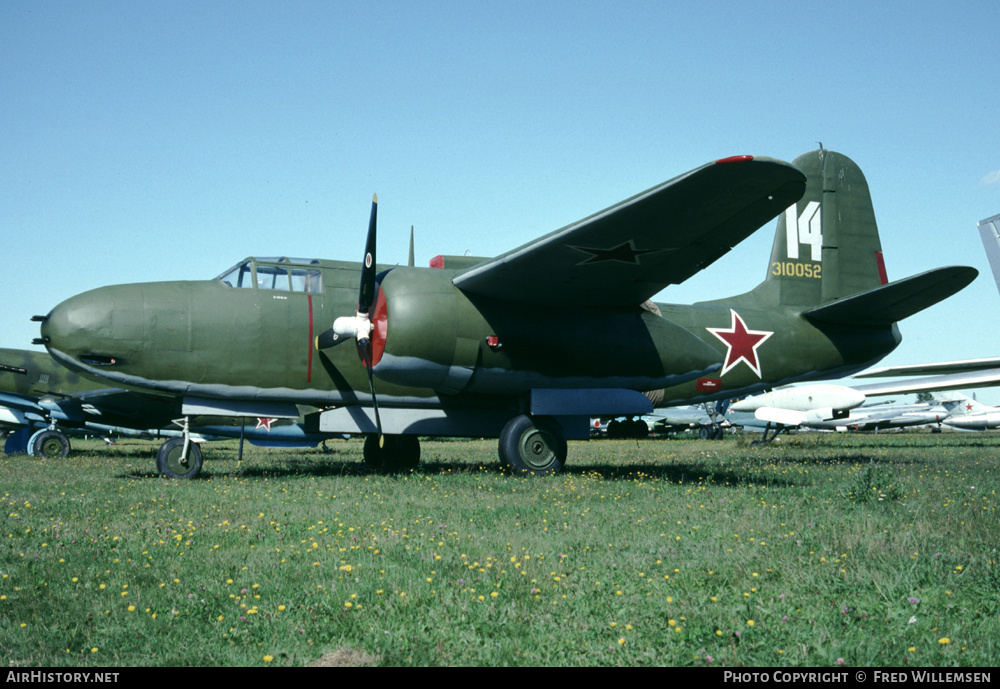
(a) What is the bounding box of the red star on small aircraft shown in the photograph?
[255,417,276,432]
[706,309,774,378]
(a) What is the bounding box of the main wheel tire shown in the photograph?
[156,438,203,479]
[498,414,567,476]
[31,430,71,458]
[631,419,649,438]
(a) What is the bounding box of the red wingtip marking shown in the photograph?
[716,155,754,164]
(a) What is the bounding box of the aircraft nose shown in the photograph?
[39,286,138,367]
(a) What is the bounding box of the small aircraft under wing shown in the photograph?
[37,149,977,477]
[726,383,866,444]
[722,384,953,442]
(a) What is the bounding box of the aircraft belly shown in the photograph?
[318,405,589,440]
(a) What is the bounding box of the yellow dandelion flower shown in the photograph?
[938,638,950,645]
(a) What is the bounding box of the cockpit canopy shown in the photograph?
[217,257,322,293]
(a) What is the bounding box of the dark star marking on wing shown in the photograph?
[568,240,662,266]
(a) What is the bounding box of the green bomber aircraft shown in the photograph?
[35,149,977,478]
[0,347,331,466]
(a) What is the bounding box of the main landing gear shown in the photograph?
[4,428,72,457]
[498,414,567,476]
[606,418,648,439]
[30,429,71,458]
[699,424,725,440]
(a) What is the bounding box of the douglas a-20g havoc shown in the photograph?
[35,149,976,478]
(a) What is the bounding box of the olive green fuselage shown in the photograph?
[40,258,899,412]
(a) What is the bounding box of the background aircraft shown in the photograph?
[849,212,1000,397]
[935,393,1000,430]
[0,347,333,471]
[36,149,976,477]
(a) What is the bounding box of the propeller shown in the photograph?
[315,194,384,440]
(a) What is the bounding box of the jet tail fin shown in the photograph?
[978,213,1000,293]
[935,392,987,416]
[802,265,977,327]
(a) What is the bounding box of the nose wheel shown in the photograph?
[156,437,204,479]
[156,417,203,479]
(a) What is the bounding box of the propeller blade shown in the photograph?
[358,194,378,314]
[314,328,340,350]
[315,193,378,348]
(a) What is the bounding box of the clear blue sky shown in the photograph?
[2,1,998,399]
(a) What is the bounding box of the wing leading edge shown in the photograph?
[452,156,807,307]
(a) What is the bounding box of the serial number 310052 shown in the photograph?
[771,261,822,279]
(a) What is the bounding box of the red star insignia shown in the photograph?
[255,417,277,432]
[966,403,974,412]
[706,310,774,378]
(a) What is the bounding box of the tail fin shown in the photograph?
[761,148,887,308]
[935,392,988,416]
[978,213,1000,293]
[744,148,976,322]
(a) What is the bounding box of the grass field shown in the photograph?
[2,431,998,667]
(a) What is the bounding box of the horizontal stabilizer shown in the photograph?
[803,266,977,327]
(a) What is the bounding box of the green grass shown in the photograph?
[2,432,999,666]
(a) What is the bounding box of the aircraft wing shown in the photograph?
[452,156,806,307]
[17,388,181,428]
[0,391,45,415]
[856,357,1000,378]
[851,369,1000,398]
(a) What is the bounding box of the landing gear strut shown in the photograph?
[750,422,786,447]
